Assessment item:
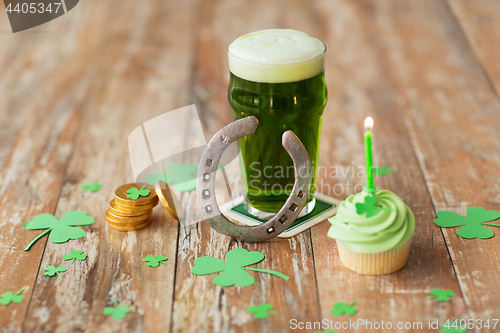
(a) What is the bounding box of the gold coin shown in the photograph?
[106,218,151,228]
[105,209,152,224]
[105,209,151,224]
[109,200,154,217]
[114,183,158,206]
[112,199,158,212]
[155,181,183,220]
[107,216,153,231]
[105,215,151,228]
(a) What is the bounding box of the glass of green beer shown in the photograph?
[228,29,327,219]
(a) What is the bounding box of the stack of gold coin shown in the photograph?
[106,183,159,231]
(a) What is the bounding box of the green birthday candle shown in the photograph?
[364,117,376,193]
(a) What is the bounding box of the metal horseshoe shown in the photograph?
[196,116,312,242]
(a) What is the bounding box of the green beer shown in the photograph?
[227,29,327,218]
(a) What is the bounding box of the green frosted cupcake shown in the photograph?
[327,189,415,275]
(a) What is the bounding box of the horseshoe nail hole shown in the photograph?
[297,190,304,198]
[279,215,288,224]
[205,205,212,213]
[289,203,298,212]
[206,159,213,167]
[267,227,275,234]
[203,173,210,182]
[202,190,210,198]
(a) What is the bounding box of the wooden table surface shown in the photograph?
[1,0,500,332]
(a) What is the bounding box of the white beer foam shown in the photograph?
[228,29,326,83]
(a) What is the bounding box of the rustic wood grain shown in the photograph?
[0,2,114,331]
[286,1,467,332]
[448,0,500,98]
[1,0,500,332]
[171,1,321,332]
[366,0,500,330]
[20,0,199,332]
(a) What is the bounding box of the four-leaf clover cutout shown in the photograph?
[24,211,95,251]
[81,182,102,193]
[191,248,289,287]
[247,303,278,318]
[104,299,131,319]
[44,266,67,280]
[427,289,456,302]
[142,255,168,267]
[330,301,357,316]
[0,289,24,305]
[434,207,500,239]
[63,250,88,265]
[126,185,150,199]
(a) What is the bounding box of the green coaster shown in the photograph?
[220,193,340,238]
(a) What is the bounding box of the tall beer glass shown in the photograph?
[228,29,327,218]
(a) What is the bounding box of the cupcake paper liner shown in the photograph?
[336,238,412,275]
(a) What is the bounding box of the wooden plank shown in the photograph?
[364,0,500,329]
[448,0,500,97]
[21,0,200,332]
[0,2,114,332]
[307,0,468,332]
[171,0,321,332]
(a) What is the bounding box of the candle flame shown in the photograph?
[364,117,374,130]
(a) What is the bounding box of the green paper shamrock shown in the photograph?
[165,163,198,192]
[0,289,24,305]
[427,288,456,302]
[191,248,290,287]
[173,179,197,192]
[24,211,95,251]
[356,196,380,218]
[146,163,227,192]
[440,318,468,333]
[104,299,131,319]
[63,250,87,265]
[434,207,500,239]
[373,164,393,177]
[247,303,278,318]
[313,331,338,333]
[81,182,102,192]
[44,266,67,280]
[330,301,357,316]
[126,185,150,199]
[146,163,199,192]
[142,255,168,267]
[145,173,169,185]
[356,195,394,218]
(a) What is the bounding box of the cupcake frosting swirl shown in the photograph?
[327,190,415,254]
